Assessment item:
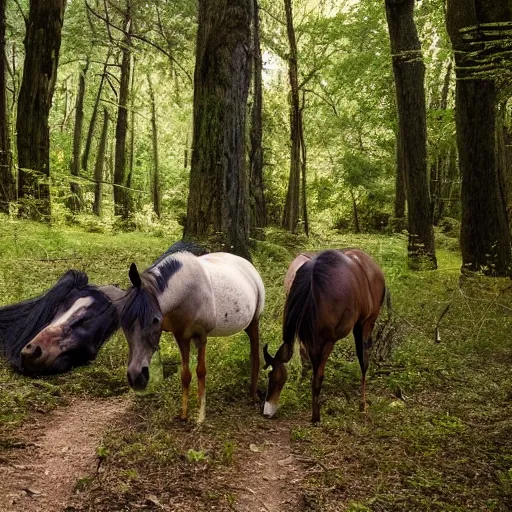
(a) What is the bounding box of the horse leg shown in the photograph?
[354,322,374,411]
[310,342,334,424]
[298,341,311,379]
[195,335,207,424]
[176,336,192,420]
[244,317,260,401]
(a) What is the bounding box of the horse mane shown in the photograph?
[283,250,344,353]
[0,270,89,368]
[122,240,208,330]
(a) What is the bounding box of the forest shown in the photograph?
[0,0,511,510]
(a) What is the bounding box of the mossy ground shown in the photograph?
[1,216,511,510]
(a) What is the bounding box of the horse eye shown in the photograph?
[152,317,160,325]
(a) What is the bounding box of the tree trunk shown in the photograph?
[147,74,160,218]
[385,0,437,270]
[394,126,406,219]
[81,49,111,173]
[185,0,253,261]
[350,189,360,233]
[16,0,66,220]
[68,57,89,212]
[282,0,301,233]
[249,0,266,229]
[299,92,308,236]
[93,108,109,216]
[0,0,13,213]
[446,0,512,275]
[113,6,132,220]
[126,55,136,192]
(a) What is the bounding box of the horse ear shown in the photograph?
[263,344,274,369]
[129,263,142,288]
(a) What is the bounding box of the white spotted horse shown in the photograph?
[263,249,388,423]
[120,243,265,423]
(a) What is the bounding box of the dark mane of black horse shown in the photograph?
[283,250,343,349]
[121,240,208,331]
[0,270,88,368]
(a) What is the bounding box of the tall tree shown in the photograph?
[68,57,89,212]
[113,2,132,219]
[93,108,109,216]
[282,0,304,233]
[147,73,161,218]
[81,49,111,173]
[385,0,437,270]
[16,0,66,220]
[184,0,252,260]
[0,0,13,214]
[446,0,512,275]
[249,0,266,229]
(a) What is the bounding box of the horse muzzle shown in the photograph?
[21,343,44,363]
[127,366,149,391]
[263,401,278,418]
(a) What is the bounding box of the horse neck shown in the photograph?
[149,252,205,314]
[98,285,126,312]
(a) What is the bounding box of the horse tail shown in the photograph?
[282,259,318,356]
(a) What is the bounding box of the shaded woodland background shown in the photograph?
[0,0,511,274]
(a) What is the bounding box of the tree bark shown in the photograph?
[113,5,132,219]
[0,0,13,213]
[16,0,66,220]
[446,0,512,275]
[185,0,253,261]
[81,49,111,173]
[282,0,302,233]
[147,73,161,218]
[249,0,266,229]
[385,0,437,270]
[93,108,109,216]
[126,54,136,192]
[68,57,89,212]
[299,92,308,236]
[394,126,406,219]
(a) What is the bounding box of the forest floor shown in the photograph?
[0,397,128,511]
[1,218,512,511]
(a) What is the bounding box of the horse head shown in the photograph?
[262,343,289,418]
[121,263,163,391]
[19,284,122,374]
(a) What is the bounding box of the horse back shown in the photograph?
[340,249,386,321]
[308,249,385,339]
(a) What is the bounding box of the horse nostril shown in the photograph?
[141,366,149,381]
[23,345,43,361]
[127,371,134,388]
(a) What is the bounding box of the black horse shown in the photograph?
[0,270,123,375]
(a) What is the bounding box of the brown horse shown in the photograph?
[263,249,388,423]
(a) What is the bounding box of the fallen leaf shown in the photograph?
[249,443,262,452]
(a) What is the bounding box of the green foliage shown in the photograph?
[1,221,512,510]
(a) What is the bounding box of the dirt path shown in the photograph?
[228,421,305,512]
[0,397,129,512]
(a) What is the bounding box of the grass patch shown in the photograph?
[1,219,511,510]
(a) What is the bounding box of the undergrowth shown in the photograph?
[1,216,511,510]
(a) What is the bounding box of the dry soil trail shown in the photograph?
[0,397,129,512]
